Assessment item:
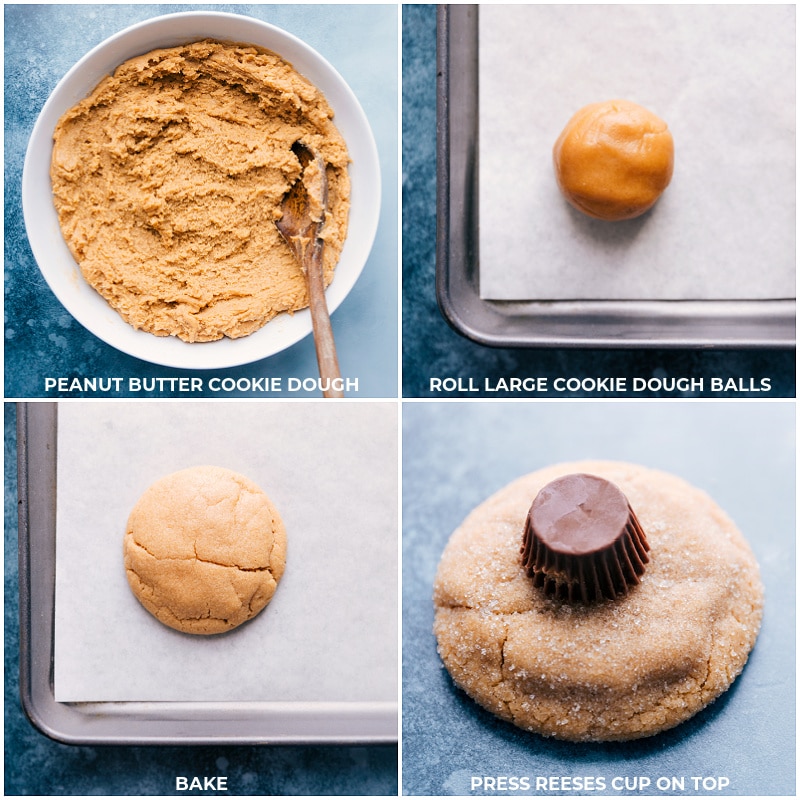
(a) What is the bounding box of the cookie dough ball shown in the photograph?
[433,461,763,741]
[553,100,674,221]
[124,465,287,635]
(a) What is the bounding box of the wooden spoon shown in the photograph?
[276,141,343,398]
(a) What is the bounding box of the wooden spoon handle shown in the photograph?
[307,243,343,398]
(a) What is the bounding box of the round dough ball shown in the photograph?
[553,100,674,221]
[124,465,287,635]
[433,461,763,742]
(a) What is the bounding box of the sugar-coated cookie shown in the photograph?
[124,465,287,634]
[433,461,762,741]
[553,100,674,221]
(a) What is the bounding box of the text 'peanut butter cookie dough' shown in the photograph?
[124,465,287,634]
[433,461,763,742]
[51,39,350,343]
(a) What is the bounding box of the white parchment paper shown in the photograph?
[54,402,397,703]
[479,5,796,300]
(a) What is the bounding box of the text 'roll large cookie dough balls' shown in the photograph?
[553,99,674,221]
[124,465,287,635]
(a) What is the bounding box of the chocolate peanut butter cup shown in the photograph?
[521,473,649,603]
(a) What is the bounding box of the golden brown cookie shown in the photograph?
[553,100,674,221]
[433,461,763,741]
[124,465,287,634]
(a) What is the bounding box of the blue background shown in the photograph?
[402,401,795,796]
[400,4,795,399]
[5,3,398,399]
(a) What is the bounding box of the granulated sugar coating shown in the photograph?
[433,461,763,742]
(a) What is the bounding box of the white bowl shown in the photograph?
[22,11,381,370]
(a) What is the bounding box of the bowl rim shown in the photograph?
[21,9,382,370]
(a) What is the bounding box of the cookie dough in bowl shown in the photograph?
[433,460,763,742]
[124,465,287,635]
[22,11,381,369]
[51,39,350,344]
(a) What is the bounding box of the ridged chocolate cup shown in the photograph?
[521,473,650,603]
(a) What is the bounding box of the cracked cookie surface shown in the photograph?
[124,465,287,634]
[433,460,763,741]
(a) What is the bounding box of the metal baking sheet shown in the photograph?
[18,402,398,745]
[435,5,796,349]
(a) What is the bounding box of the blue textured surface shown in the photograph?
[5,4,398,399]
[402,400,795,795]
[400,4,795,399]
[4,403,398,795]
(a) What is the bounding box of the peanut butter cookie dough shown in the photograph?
[553,100,674,221]
[433,460,763,741]
[124,465,287,634]
[51,40,350,342]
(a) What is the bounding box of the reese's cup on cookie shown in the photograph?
[433,461,762,741]
[521,473,650,603]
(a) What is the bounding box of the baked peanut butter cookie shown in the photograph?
[433,460,763,741]
[124,465,286,634]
